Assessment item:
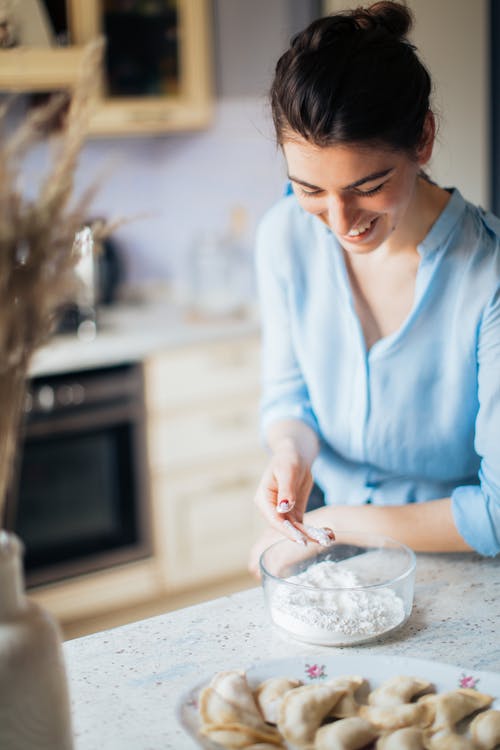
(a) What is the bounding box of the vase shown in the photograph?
[0,531,74,750]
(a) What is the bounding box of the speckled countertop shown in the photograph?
[63,552,500,749]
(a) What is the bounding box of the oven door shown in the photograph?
[6,384,152,588]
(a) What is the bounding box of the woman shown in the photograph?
[250,1,500,572]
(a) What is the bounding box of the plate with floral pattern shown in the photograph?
[176,654,500,749]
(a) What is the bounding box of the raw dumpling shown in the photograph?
[424,729,477,749]
[368,675,433,707]
[359,701,433,731]
[200,722,284,748]
[328,676,366,718]
[278,682,349,747]
[375,726,427,749]
[419,688,493,731]
[315,716,378,750]
[254,677,302,724]
[470,709,500,750]
[199,670,269,731]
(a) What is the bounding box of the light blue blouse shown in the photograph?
[256,188,500,556]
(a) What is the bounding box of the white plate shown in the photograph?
[176,654,500,749]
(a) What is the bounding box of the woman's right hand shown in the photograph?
[254,440,312,537]
[250,444,334,577]
[253,437,334,548]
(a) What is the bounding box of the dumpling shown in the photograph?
[423,728,477,749]
[278,682,349,747]
[469,709,500,750]
[200,722,284,748]
[418,688,493,731]
[375,726,427,749]
[199,670,269,731]
[328,676,366,718]
[359,701,433,731]
[368,675,433,707]
[254,677,302,724]
[315,717,378,750]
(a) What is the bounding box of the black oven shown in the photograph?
[4,363,153,587]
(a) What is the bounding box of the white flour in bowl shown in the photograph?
[269,559,406,645]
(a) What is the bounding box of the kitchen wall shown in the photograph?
[22,0,491,289]
[65,0,321,289]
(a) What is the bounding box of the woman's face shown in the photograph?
[283,136,428,255]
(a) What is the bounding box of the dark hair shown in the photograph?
[270,1,432,154]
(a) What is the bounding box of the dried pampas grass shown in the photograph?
[0,39,104,519]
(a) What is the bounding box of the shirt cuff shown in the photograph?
[451,485,500,557]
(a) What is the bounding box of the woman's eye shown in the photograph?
[356,182,386,197]
[298,186,322,197]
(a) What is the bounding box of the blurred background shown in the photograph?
[0,0,494,639]
[6,0,491,290]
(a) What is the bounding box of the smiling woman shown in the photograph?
[249,1,500,572]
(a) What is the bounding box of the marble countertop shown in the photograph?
[30,295,259,377]
[63,552,500,749]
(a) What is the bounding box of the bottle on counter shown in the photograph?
[187,206,254,319]
[0,531,74,750]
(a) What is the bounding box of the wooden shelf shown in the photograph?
[0,47,86,91]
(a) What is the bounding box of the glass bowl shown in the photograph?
[259,530,416,646]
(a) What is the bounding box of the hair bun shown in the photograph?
[289,3,412,54]
[356,1,413,39]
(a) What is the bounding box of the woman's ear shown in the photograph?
[416,110,436,166]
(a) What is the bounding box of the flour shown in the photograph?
[270,559,406,645]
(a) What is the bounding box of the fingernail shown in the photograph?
[277,499,292,513]
[322,527,335,540]
[283,520,307,546]
[304,525,334,547]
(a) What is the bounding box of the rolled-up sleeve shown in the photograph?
[452,284,500,556]
[255,204,319,440]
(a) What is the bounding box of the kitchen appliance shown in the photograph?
[56,226,98,340]
[56,228,124,338]
[3,362,152,588]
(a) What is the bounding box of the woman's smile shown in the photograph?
[346,217,377,237]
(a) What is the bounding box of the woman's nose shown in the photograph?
[325,195,353,235]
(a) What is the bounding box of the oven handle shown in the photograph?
[23,402,145,439]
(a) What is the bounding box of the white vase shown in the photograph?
[0,531,74,750]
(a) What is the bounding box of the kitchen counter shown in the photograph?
[63,551,500,749]
[30,295,259,377]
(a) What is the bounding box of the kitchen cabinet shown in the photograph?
[0,0,213,135]
[144,333,266,590]
[27,315,265,628]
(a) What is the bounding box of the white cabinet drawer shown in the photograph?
[145,335,261,411]
[148,397,262,471]
[153,459,265,588]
